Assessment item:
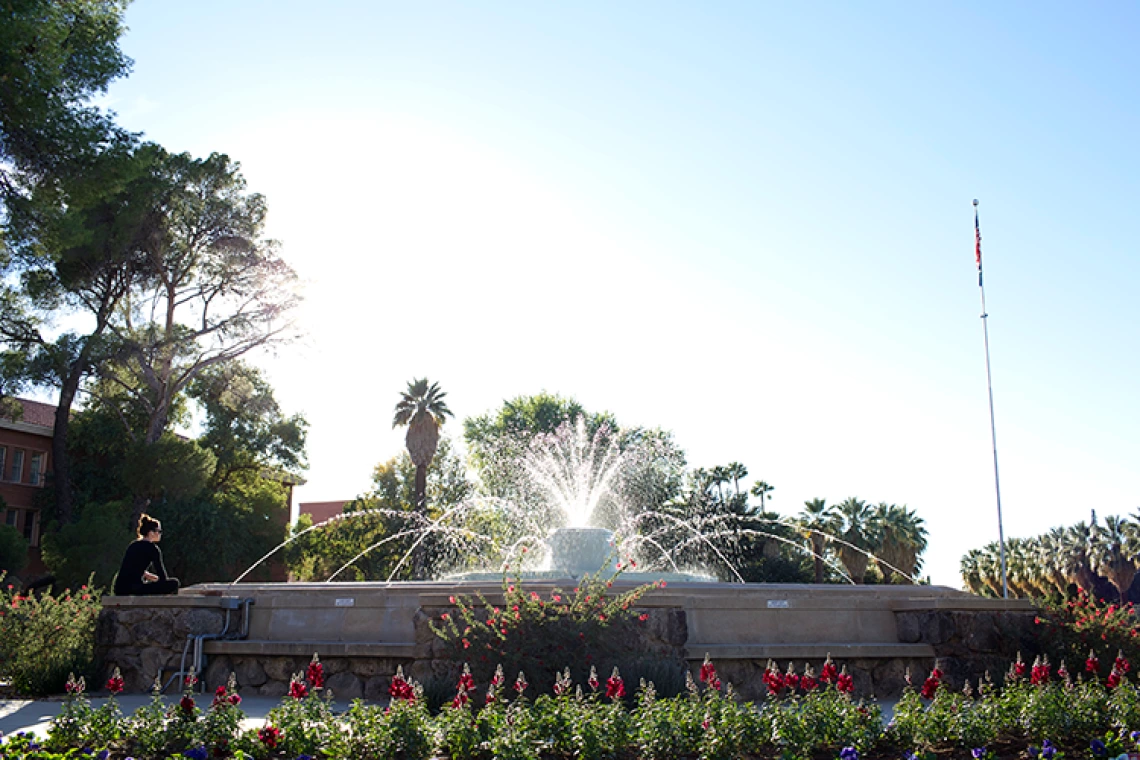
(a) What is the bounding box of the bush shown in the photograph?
[0,572,102,695]
[431,559,675,695]
[1034,589,1140,669]
[41,500,133,589]
[0,523,28,575]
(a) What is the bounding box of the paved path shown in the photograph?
[0,695,293,739]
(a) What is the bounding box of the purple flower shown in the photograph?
[97,751,110,760]
[1132,731,1140,743]
[971,749,986,759]
[1090,738,1106,756]
[182,746,208,760]
[1041,740,1056,759]
[839,748,859,760]
[1027,747,1039,759]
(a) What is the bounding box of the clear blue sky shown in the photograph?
[98,1,1140,586]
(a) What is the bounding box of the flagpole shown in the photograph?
[974,198,1008,599]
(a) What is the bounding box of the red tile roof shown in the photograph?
[16,398,57,428]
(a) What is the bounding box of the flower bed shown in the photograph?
[5,652,1140,760]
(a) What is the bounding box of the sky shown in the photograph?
[91,1,1140,587]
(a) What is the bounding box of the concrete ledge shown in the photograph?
[686,643,936,660]
[202,639,417,658]
[102,595,247,609]
[891,598,1036,611]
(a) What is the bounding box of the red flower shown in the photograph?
[1115,651,1131,674]
[228,693,241,706]
[449,596,456,604]
[1108,668,1122,689]
[836,670,854,694]
[639,613,649,622]
[258,726,280,749]
[605,668,625,700]
[820,656,838,684]
[800,674,818,692]
[288,678,308,700]
[305,656,325,689]
[1087,651,1101,674]
[514,671,529,694]
[389,667,415,701]
[1030,656,1050,686]
[180,695,196,713]
[588,665,599,691]
[211,685,228,707]
[105,670,124,695]
[762,663,785,695]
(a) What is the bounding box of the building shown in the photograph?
[298,500,350,526]
[0,398,56,576]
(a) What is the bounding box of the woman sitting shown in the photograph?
[113,514,180,596]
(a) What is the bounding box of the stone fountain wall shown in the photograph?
[96,582,1036,700]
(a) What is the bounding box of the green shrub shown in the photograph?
[0,523,28,575]
[0,572,102,695]
[431,559,675,694]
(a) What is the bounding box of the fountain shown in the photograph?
[96,416,1036,700]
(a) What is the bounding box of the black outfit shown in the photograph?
[113,539,180,596]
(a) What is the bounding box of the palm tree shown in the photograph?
[798,498,837,584]
[833,497,878,584]
[871,503,928,584]
[1090,514,1140,602]
[392,378,453,513]
[725,462,749,500]
[751,480,775,510]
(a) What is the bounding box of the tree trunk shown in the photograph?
[811,535,825,584]
[51,374,82,524]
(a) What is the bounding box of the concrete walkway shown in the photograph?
[0,695,293,739]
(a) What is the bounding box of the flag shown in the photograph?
[974,208,983,286]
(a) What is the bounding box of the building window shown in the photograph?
[0,448,6,481]
[29,452,43,486]
[3,509,15,527]
[23,509,36,546]
[10,449,23,483]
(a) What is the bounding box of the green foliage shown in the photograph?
[431,563,673,695]
[41,500,132,588]
[19,652,1140,760]
[0,573,101,695]
[121,434,216,504]
[0,0,132,183]
[1034,591,1140,669]
[333,698,435,760]
[284,437,474,582]
[0,522,28,575]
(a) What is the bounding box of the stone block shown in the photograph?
[895,613,922,643]
[326,672,363,700]
[258,680,289,698]
[263,657,300,683]
[203,655,232,690]
[364,675,389,701]
[234,658,268,688]
[133,616,178,649]
[175,608,225,638]
[352,658,397,678]
[321,657,349,675]
[140,647,177,686]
